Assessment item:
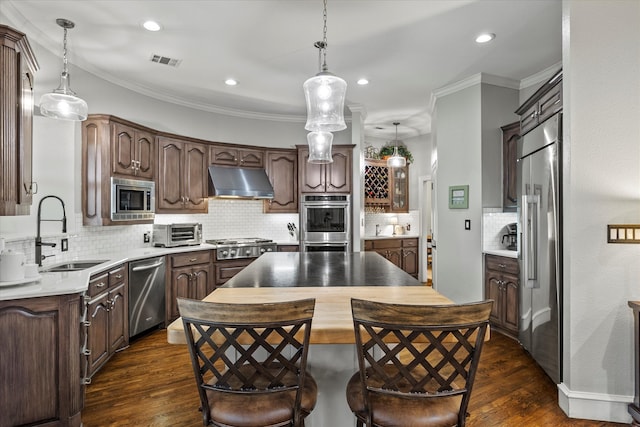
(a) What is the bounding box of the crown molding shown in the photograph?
[519,61,562,89]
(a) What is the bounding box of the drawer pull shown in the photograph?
[189,258,197,262]
[95,282,106,288]
[114,274,123,279]
[498,263,507,268]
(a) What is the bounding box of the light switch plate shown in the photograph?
[607,224,640,243]
[465,219,471,230]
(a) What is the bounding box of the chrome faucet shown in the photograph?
[36,195,67,266]
[375,224,380,236]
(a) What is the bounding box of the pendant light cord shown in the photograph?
[315,0,329,73]
[62,26,69,74]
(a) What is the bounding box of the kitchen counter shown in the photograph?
[0,243,217,301]
[484,249,518,258]
[364,234,420,240]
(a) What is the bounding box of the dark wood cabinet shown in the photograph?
[484,254,519,337]
[112,122,154,179]
[516,69,562,135]
[0,293,83,426]
[501,121,520,212]
[0,25,38,216]
[82,115,157,225]
[167,251,213,322]
[264,149,298,213]
[157,136,208,213]
[214,258,254,287]
[210,144,264,168]
[85,264,128,378]
[364,159,409,213]
[297,145,353,193]
[365,237,419,279]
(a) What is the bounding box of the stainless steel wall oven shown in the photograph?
[300,194,350,252]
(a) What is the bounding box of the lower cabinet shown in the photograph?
[0,293,83,426]
[484,254,519,337]
[166,251,213,322]
[365,238,419,278]
[215,258,254,286]
[85,264,128,379]
[277,244,300,252]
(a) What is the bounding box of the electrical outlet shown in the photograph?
[143,232,150,243]
[61,238,69,252]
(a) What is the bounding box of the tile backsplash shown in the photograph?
[2,199,298,266]
[482,208,517,251]
[364,211,420,236]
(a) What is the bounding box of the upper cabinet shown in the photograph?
[364,159,409,213]
[210,144,264,168]
[0,25,38,216]
[82,115,157,225]
[297,145,353,194]
[516,70,562,135]
[156,136,208,213]
[112,122,155,179]
[501,121,519,212]
[264,149,297,213]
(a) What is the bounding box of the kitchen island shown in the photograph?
[167,251,454,426]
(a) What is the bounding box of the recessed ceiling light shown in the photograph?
[143,20,162,32]
[475,33,495,44]
[357,78,369,85]
[225,79,238,86]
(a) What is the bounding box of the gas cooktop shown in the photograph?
[206,238,276,260]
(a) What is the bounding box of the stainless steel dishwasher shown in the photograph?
[129,256,166,337]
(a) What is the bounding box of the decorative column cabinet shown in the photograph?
[0,25,38,216]
[82,115,157,225]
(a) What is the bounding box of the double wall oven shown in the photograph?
[300,194,351,252]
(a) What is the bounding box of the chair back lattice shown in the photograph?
[350,299,492,423]
[178,298,315,425]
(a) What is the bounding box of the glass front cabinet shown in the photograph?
[364,159,408,213]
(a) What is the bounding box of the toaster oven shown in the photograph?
[152,223,202,247]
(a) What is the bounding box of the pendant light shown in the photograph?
[39,18,88,121]
[303,0,347,133]
[307,131,334,164]
[387,122,407,168]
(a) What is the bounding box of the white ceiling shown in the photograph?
[2,0,562,140]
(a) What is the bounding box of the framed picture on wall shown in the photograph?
[449,185,469,209]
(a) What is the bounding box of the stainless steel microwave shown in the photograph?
[111,177,155,221]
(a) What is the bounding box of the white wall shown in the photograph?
[432,84,483,303]
[558,0,640,422]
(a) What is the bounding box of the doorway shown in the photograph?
[419,176,433,284]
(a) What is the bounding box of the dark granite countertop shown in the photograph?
[221,252,421,288]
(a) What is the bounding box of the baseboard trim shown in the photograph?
[558,383,633,423]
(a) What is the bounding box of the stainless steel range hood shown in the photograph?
[208,166,274,199]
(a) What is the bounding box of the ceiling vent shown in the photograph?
[150,54,181,67]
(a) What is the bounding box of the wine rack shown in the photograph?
[364,159,408,213]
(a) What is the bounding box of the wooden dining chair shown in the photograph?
[177,297,317,427]
[347,298,493,427]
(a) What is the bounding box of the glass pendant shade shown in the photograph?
[307,131,334,164]
[387,146,407,168]
[39,18,88,121]
[387,122,406,167]
[304,71,347,132]
[39,72,88,121]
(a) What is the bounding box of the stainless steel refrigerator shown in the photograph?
[517,112,562,384]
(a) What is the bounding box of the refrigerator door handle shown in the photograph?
[522,194,539,288]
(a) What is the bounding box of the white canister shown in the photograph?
[0,250,26,281]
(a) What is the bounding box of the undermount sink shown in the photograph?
[42,260,108,273]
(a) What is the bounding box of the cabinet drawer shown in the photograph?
[88,272,109,297]
[485,255,519,275]
[108,264,126,287]
[372,239,401,249]
[402,238,418,248]
[171,251,211,268]
[364,240,373,251]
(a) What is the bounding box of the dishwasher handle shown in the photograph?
[131,260,164,272]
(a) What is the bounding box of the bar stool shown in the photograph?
[346,298,493,427]
[178,297,317,427]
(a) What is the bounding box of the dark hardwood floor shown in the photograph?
[82,328,627,427]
